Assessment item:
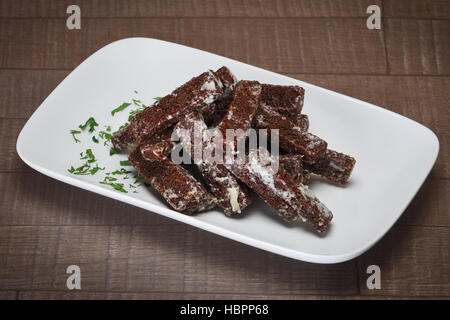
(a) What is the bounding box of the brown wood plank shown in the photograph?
[0,225,358,294]
[0,0,381,18]
[357,225,450,296]
[0,290,16,299]
[0,173,176,226]
[0,18,387,74]
[0,119,32,173]
[385,19,450,75]
[182,230,358,295]
[0,70,69,119]
[18,291,184,299]
[291,74,450,178]
[384,0,450,19]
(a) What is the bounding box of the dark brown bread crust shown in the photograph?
[174,113,252,216]
[261,84,305,123]
[140,127,175,162]
[204,66,238,126]
[304,149,356,185]
[111,124,136,151]
[253,104,327,162]
[203,88,235,127]
[129,146,216,214]
[214,66,237,90]
[218,80,262,140]
[227,148,332,233]
[130,71,223,143]
[279,154,311,185]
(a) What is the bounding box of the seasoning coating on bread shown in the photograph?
[174,112,251,216]
[227,148,332,232]
[279,154,311,185]
[218,80,262,139]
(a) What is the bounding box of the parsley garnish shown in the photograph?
[89,164,105,175]
[118,122,129,130]
[111,102,131,116]
[70,130,81,143]
[92,136,99,144]
[80,149,96,163]
[68,163,91,175]
[79,117,99,133]
[154,97,162,101]
[120,160,131,166]
[99,180,128,193]
[111,168,132,175]
[109,148,118,156]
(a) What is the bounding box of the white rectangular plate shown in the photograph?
[17,38,439,264]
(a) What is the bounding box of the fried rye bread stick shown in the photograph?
[261,84,305,125]
[130,70,223,144]
[304,149,356,185]
[279,154,311,185]
[111,124,136,151]
[111,70,223,150]
[129,145,216,214]
[174,112,251,216]
[253,104,327,162]
[217,80,262,145]
[227,148,332,233]
[140,127,175,161]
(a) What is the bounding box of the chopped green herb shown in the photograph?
[106,126,111,132]
[120,160,131,166]
[103,176,118,182]
[67,163,91,175]
[99,131,111,140]
[92,136,99,144]
[111,102,131,116]
[109,148,118,156]
[99,131,112,146]
[89,164,105,175]
[134,174,143,184]
[132,99,141,106]
[111,168,131,175]
[70,130,81,143]
[79,117,99,133]
[154,97,162,101]
[99,181,128,193]
[80,149,96,163]
[118,122,129,130]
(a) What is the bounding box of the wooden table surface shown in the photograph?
[0,0,449,300]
